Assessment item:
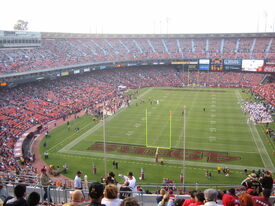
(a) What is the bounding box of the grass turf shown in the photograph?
[40,87,275,186]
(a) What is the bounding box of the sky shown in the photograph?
[1,0,275,34]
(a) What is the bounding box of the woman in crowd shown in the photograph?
[101,184,122,206]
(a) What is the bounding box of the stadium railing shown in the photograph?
[1,180,274,206]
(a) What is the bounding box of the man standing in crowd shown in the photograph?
[74,171,83,190]
[119,172,137,196]
[260,171,273,191]
[40,167,52,203]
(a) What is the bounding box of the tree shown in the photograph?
[14,20,28,30]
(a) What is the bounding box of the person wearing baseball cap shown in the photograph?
[40,166,52,203]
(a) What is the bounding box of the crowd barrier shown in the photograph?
[1,181,274,206]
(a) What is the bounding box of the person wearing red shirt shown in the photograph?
[222,188,239,206]
[189,192,205,206]
[252,189,272,206]
[182,190,197,206]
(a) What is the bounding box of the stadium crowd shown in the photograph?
[0,169,273,206]
[241,102,273,123]
[0,67,270,180]
[0,37,275,74]
[252,83,275,106]
[0,65,273,205]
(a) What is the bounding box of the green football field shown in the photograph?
[40,87,275,186]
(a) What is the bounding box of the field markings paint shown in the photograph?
[209,128,216,132]
[176,91,199,146]
[126,131,133,136]
[147,91,184,148]
[59,87,154,153]
[61,149,265,171]
[235,90,274,171]
[185,147,258,154]
[54,153,228,172]
[208,136,217,142]
[47,121,92,152]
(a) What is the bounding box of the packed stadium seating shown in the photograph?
[0,66,268,181]
[0,37,275,74]
[0,34,274,205]
[252,83,275,106]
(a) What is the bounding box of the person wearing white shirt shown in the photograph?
[74,171,83,190]
[119,172,137,196]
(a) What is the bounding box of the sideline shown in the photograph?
[235,90,274,171]
[59,87,153,152]
[31,110,86,176]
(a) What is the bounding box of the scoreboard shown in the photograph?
[210,58,223,71]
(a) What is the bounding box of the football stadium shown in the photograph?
[0,2,275,205]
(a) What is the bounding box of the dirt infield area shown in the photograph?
[88,142,241,163]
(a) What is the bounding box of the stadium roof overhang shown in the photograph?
[41,31,275,39]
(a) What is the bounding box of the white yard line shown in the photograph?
[176,92,199,146]
[59,87,153,153]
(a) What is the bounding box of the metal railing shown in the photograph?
[1,180,275,205]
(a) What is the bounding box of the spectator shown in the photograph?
[63,190,84,206]
[87,182,105,206]
[0,180,8,202]
[119,181,132,200]
[101,184,122,206]
[204,189,217,206]
[105,172,117,185]
[241,173,262,196]
[182,190,197,206]
[222,188,239,206]
[120,197,140,206]
[119,172,137,196]
[5,184,27,206]
[238,193,252,206]
[189,192,205,206]
[158,193,170,206]
[156,189,166,204]
[174,199,185,206]
[216,191,223,206]
[259,171,273,190]
[26,192,40,206]
[74,171,83,190]
[251,188,272,206]
[40,167,52,203]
